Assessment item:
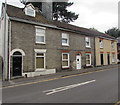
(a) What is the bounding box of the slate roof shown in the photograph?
[4,3,116,40]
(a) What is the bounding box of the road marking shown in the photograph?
[43,80,96,95]
[2,67,118,89]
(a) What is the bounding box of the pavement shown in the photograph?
[2,64,119,88]
[2,66,119,103]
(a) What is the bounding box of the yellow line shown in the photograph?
[114,101,120,105]
[2,67,118,89]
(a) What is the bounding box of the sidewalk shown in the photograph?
[2,64,119,88]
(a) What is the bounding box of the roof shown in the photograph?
[3,3,116,40]
[5,3,52,25]
[53,21,116,40]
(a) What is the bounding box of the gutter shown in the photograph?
[9,17,116,41]
[8,20,11,80]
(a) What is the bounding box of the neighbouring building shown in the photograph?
[117,37,120,60]
[95,33,118,66]
[0,3,117,80]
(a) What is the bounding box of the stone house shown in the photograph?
[95,33,118,66]
[0,3,117,80]
[117,37,120,60]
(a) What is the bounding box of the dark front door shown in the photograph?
[107,54,110,65]
[100,54,104,65]
[13,56,22,76]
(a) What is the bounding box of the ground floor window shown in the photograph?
[86,53,91,66]
[62,53,70,68]
[112,53,115,63]
[36,53,45,69]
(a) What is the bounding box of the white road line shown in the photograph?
[43,80,96,95]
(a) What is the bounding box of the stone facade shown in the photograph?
[10,20,95,77]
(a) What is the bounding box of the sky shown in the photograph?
[0,0,119,32]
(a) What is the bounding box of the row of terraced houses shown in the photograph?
[0,3,118,80]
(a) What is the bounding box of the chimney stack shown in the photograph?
[42,2,53,21]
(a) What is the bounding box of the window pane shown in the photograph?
[86,60,90,65]
[63,54,68,59]
[62,38,68,44]
[36,29,45,34]
[86,54,90,59]
[37,53,44,56]
[36,57,44,68]
[36,36,44,43]
[62,61,68,66]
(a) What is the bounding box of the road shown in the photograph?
[2,67,118,103]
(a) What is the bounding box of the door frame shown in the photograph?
[100,53,104,65]
[10,49,25,77]
[107,53,110,65]
[76,54,81,70]
[12,54,22,76]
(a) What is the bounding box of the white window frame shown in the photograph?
[62,33,69,46]
[99,39,104,48]
[25,6,35,17]
[62,53,70,68]
[86,53,91,66]
[35,49,46,70]
[35,26,46,44]
[111,41,115,50]
[112,53,115,63]
[85,37,91,48]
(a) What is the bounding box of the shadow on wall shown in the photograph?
[0,56,3,79]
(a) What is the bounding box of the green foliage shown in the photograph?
[53,2,79,23]
[105,27,120,38]
[22,1,79,23]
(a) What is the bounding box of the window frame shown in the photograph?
[111,41,115,50]
[85,37,91,48]
[35,49,46,70]
[25,6,35,17]
[62,33,69,46]
[35,26,46,44]
[99,39,104,48]
[86,53,91,66]
[62,53,70,68]
[112,53,115,63]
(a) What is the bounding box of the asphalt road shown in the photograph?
[2,67,118,103]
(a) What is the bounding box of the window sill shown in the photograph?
[86,46,91,48]
[62,66,70,69]
[36,42,46,45]
[62,44,69,47]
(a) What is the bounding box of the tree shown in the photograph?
[105,27,120,38]
[20,1,79,23]
[89,27,98,31]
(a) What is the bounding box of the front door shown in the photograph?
[100,53,104,65]
[76,55,81,69]
[107,54,110,65]
[13,56,22,76]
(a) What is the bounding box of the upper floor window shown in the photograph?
[85,37,91,48]
[111,41,115,50]
[62,33,69,46]
[36,27,46,44]
[25,4,36,17]
[99,39,103,48]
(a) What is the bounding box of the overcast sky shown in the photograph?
[0,0,119,32]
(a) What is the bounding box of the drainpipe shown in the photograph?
[3,0,7,81]
[8,20,11,80]
[94,36,96,67]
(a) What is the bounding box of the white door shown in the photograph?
[76,55,81,69]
